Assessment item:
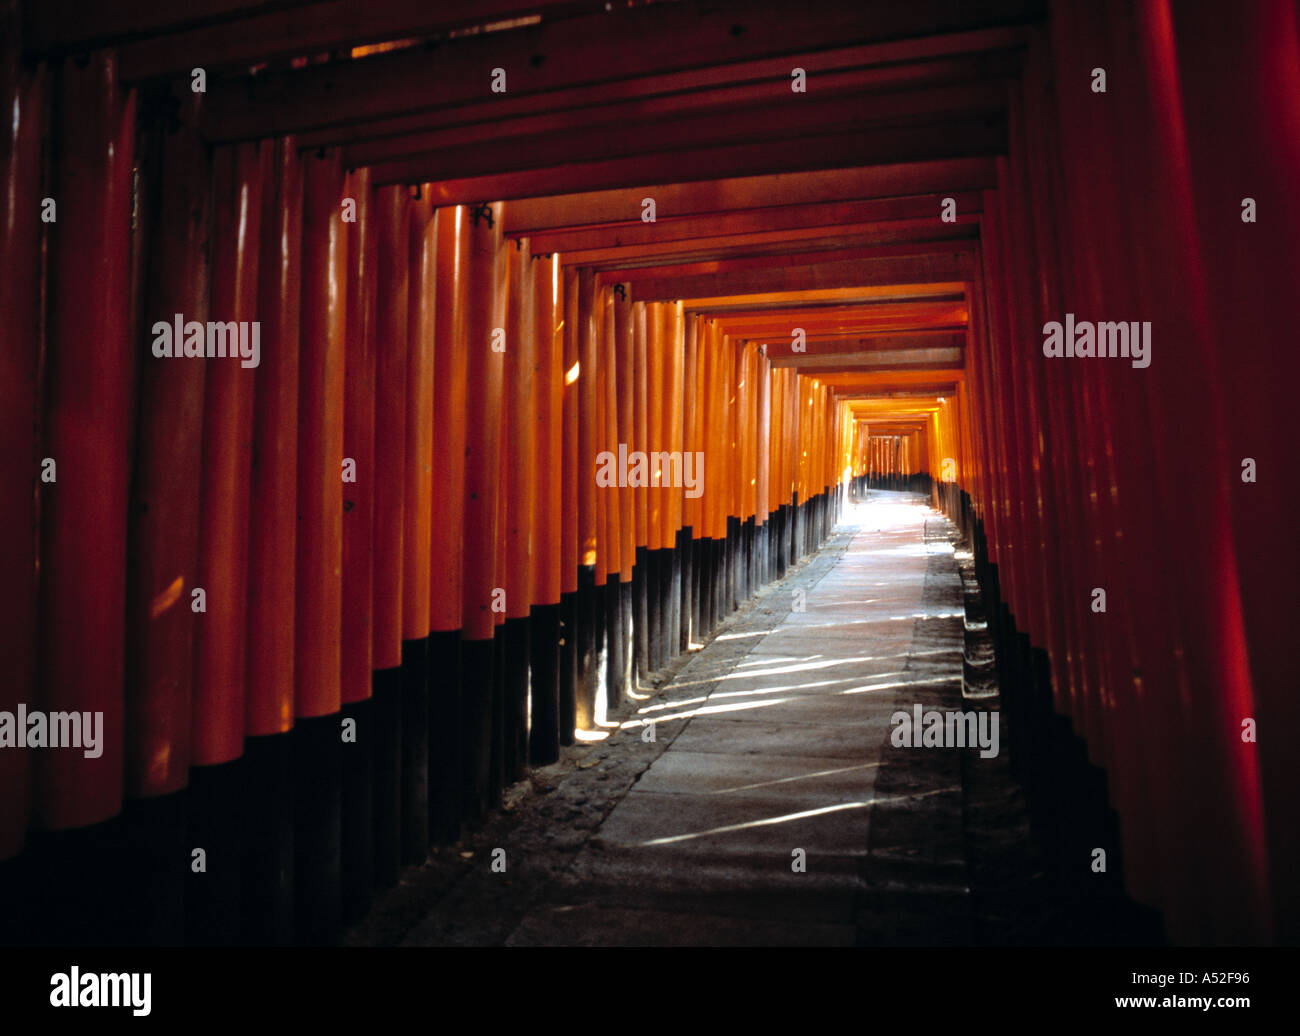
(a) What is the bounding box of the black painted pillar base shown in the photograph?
[186,758,244,946]
[608,577,634,710]
[371,665,402,888]
[679,526,694,652]
[292,712,341,946]
[461,636,495,823]
[426,631,462,847]
[645,548,661,671]
[340,695,373,925]
[11,814,133,946]
[490,624,506,806]
[399,637,429,864]
[715,535,728,634]
[642,550,657,671]
[742,516,755,601]
[0,847,32,945]
[558,590,577,747]
[790,492,801,565]
[790,496,800,561]
[619,578,635,693]
[604,579,623,711]
[116,789,188,946]
[695,537,711,637]
[668,532,683,661]
[428,629,462,846]
[529,602,562,766]
[726,515,741,614]
[503,615,531,786]
[633,545,649,682]
[775,505,789,578]
[658,546,674,668]
[241,731,293,945]
[576,564,598,730]
[690,539,702,638]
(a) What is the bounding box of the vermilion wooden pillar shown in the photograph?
[613,285,638,690]
[574,266,600,727]
[695,320,714,634]
[242,135,302,945]
[193,141,264,768]
[493,334,510,798]
[632,300,651,674]
[38,50,134,830]
[755,350,771,585]
[30,51,134,947]
[665,302,685,654]
[429,204,468,842]
[340,167,376,922]
[1172,0,1300,941]
[715,329,733,620]
[401,192,434,859]
[0,0,42,874]
[734,341,752,601]
[1048,0,1184,932]
[724,335,741,602]
[591,291,608,567]
[124,94,208,858]
[370,184,408,883]
[491,216,511,798]
[682,314,701,641]
[589,285,611,724]
[186,140,265,945]
[769,362,785,580]
[529,253,563,764]
[341,171,376,709]
[559,266,579,744]
[462,202,505,816]
[121,93,207,944]
[503,236,536,776]
[247,139,302,744]
[1126,0,1267,942]
[0,13,42,945]
[644,302,666,667]
[601,283,629,709]
[708,323,728,627]
[294,146,348,944]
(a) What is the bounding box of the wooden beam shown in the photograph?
[823,375,962,392]
[772,347,964,370]
[560,217,979,270]
[198,0,1039,140]
[297,31,1027,150]
[505,158,997,233]
[27,0,314,54]
[759,331,966,355]
[710,300,968,337]
[117,1,593,80]
[343,79,1008,169]
[680,284,967,309]
[374,117,1007,196]
[521,193,983,253]
[623,248,976,300]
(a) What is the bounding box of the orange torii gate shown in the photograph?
[1,0,1295,953]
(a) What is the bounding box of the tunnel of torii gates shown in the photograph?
[0,0,1296,949]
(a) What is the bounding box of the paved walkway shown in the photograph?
[348,492,1004,946]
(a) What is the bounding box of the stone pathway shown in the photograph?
[346,491,1023,947]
